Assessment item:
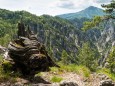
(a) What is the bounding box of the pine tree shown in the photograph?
[82,0,115,31]
[78,42,100,71]
[107,47,115,73]
[61,50,69,65]
[102,0,115,19]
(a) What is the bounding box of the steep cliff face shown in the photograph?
[97,19,115,53]
[95,19,115,66]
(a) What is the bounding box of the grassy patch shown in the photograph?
[50,63,91,78]
[97,68,115,81]
[58,63,91,77]
[51,76,63,82]
[50,67,59,73]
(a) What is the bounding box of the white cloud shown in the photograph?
[0,0,27,10]
[93,0,111,3]
[0,0,112,16]
[56,0,76,9]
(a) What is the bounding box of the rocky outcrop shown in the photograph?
[98,73,114,86]
[96,19,115,67]
[2,22,59,75]
[100,79,114,86]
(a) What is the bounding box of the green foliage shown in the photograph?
[0,9,77,59]
[82,16,102,31]
[57,63,91,77]
[0,64,19,83]
[82,0,115,31]
[50,67,59,73]
[107,47,115,73]
[51,76,63,82]
[102,0,115,19]
[77,42,100,71]
[0,34,11,47]
[2,60,13,72]
[61,50,70,64]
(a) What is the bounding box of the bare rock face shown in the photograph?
[4,23,59,75]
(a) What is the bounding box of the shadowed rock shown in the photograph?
[6,22,59,75]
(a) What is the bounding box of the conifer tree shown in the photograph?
[82,0,115,31]
[78,43,100,71]
[102,0,115,19]
[107,47,115,73]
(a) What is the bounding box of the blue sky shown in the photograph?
[0,0,111,16]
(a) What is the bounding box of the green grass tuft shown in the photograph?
[50,67,59,73]
[51,76,63,82]
[57,63,91,77]
[97,68,115,81]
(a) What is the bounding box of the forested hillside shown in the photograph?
[0,5,114,72]
[0,0,115,85]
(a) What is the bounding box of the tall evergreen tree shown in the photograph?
[78,43,100,71]
[102,0,115,19]
[82,0,115,31]
[107,47,115,73]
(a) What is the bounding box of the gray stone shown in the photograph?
[100,79,114,86]
[60,81,78,86]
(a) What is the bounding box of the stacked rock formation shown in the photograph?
[6,22,58,75]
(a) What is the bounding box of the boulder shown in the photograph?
[98,73,114,86]
[100,79,114,86]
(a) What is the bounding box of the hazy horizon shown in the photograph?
[0,0,111,16]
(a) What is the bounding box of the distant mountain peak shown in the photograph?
[87,6,98,9]
[57,6,105,19]
[85,6,102,11]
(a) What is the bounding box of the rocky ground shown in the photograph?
[0,72,114,86]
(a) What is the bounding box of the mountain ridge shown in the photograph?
[57,6,105,19]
